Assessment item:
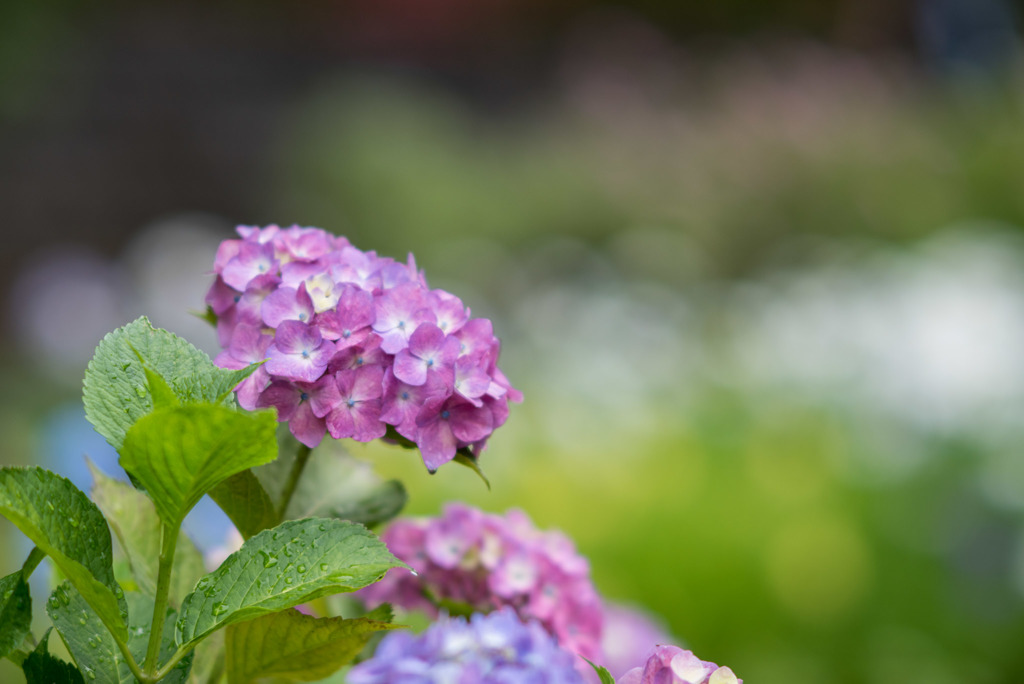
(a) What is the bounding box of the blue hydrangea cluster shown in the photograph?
[346,608,586,684]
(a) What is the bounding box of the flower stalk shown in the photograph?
[143,522,179,677]
[277,442,312,520]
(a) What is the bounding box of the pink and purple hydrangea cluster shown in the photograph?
[619,645,741,684]
[205,225,520,470]
[347,608,586,684]
[358,503,605,666]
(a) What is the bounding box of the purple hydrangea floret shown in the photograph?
[600,603,677,679]
[358,503,604,667]
[619,645,741,684]
[206,225,521,470]
[346,608,586,684]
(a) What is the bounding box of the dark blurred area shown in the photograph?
[4,1,1024,683]
[2,0,1019,302]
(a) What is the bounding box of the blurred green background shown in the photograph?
[4,0,1024,682]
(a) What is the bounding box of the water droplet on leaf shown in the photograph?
[259,550,278,568]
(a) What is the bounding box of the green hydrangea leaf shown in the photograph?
[194,305,219,327]
[0,570,32,661]
[255,431,407,529]
[0,467,126,641]
[124,593,192,684]
[224,607,398,683]
[584,658,617,684]
[186,630,224,684]
[251,425,307,507]
[22,629,85,684]
[208,470,279,541]
[84,316,258,451]
[143,364,180,411]
[119,405,278,529]
[280,449,408,529]
[89,463,205,608]
[46,583,126,683]
[48,584,192,684]
[453,449,490,490]
[176,518,407,649]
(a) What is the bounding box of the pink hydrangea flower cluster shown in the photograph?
[619,645,741,684]
[205,225,520,470]
[358,503,605,665]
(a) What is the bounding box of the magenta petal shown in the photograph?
[290,403,326,448]
[265,347,326,383]
[379,372,419,433]
[235,274,278,325]
[351,401,386,442]
[236,367,269,411]
[393,350,427,386]
[278,226,333,261]
[350,365,385,401]
[488,553,539,597]
[261,285,314,328]
[328,336,386,373]
[378,256,419,290]
[455,318,494,357]
[485,396,510,430]
[213,239,242,273]
[214,349,248,371]
[372,283,425,332]
[308,375,342,418]
[237,224,278,242]
[274,320,321,354]
[227,323,271,364]
[454,357,490,402]
[417,419,457,472]
[315,311,345,341]
[317,285,374,341]
[326,405,356,439]
[430,289,468,334]
[280,260,327,286]
[449,403,493,443]
[338,284,375,328]
[330,327,371,349]
[256,381,300,420]
[261,287,298,327]
[378,330,410,355]
[206,276,240,315]
[424,524,474,569]
[408,323,446,357]
[215,309,239,348]
[222,242,278,290]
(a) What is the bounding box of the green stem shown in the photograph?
[152,646,192,682]
[20,547,45,578]
[277,443,312,520]
[143,523,179,676]
[114,635,150,683]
